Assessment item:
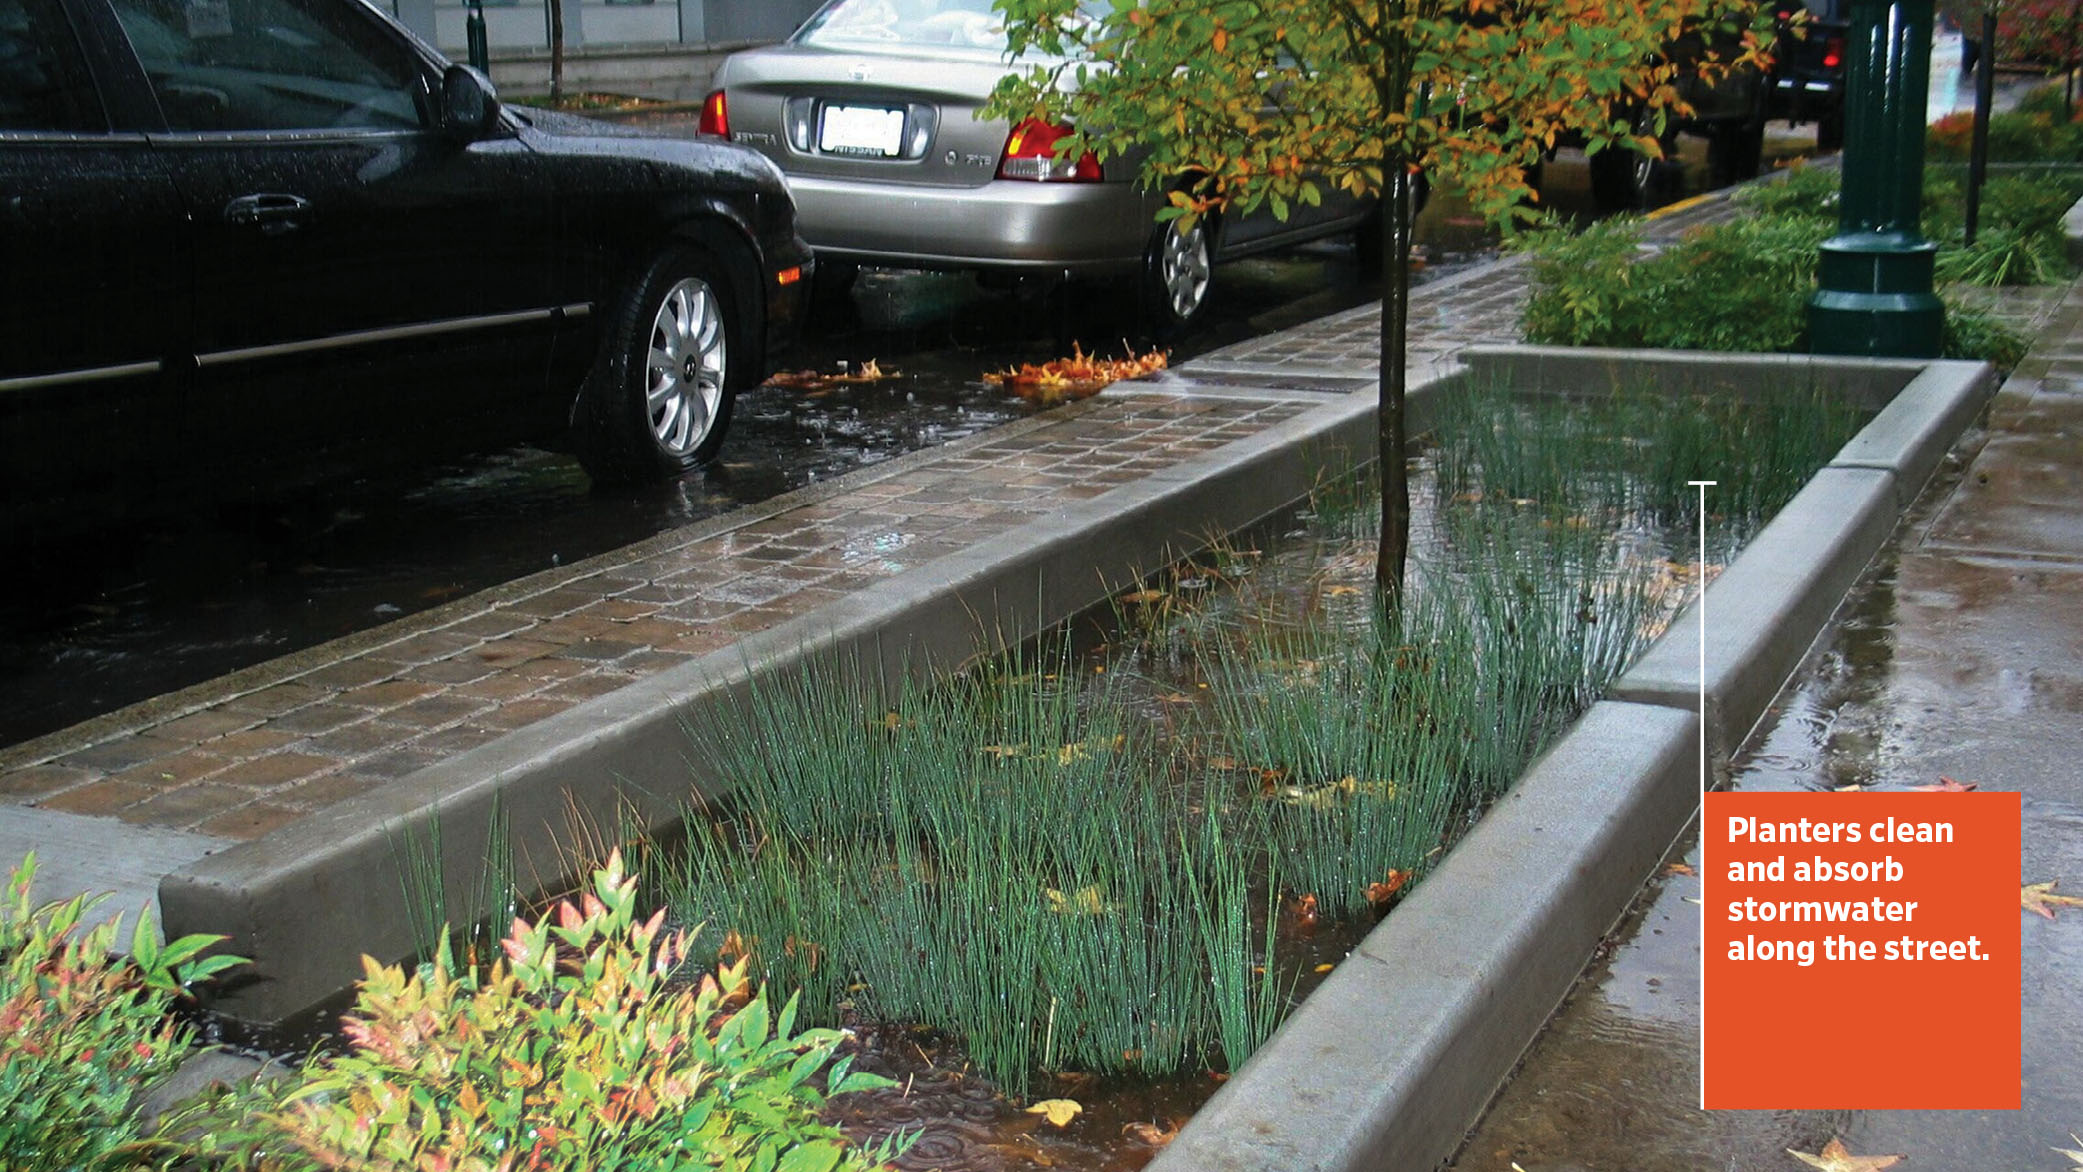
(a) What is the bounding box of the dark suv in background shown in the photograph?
[1585,0,1847,209]
[1768,0,1849,150]
[1,0,815,534]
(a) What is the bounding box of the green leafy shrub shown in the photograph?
[1515,216,1660,347]
[0,853,238,1172]
[269,851,896,1172]
[1642,216,1835,351]
[1928,108,2083,162]
[1944,305,2031,369]
[1521,165,2065,370]
[1519,215,1829,352]
[1729,161,1841,219]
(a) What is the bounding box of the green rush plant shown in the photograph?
[387,796,518,977]
[666,648,1264,1098]
[1432,377,1864,541]
[1198,510,1672,915]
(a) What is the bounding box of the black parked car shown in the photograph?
[0,0,814,530]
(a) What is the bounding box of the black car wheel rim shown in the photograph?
[1160,218,1212,320]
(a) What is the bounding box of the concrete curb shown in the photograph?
[1609,465,1899,758]
[1149,702,1699,1172]
[1831,359,1999,507]
[1456,344,1927,410]
[1151,348,1995,1172]
[166,368,1455,1027]
[2064,192,2083,267]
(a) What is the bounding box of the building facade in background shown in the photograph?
[385,0,825,98]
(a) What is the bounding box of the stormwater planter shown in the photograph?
[1150,346,1994,1172]
[158,345,1994,1172]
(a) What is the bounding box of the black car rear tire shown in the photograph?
[1707,121,1765,186]
[1815,108,1845,153]
[1589,103,1681,212]
[574,245,738,485]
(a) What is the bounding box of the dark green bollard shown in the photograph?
[467,0,490,73]
[1808,0,1945,357]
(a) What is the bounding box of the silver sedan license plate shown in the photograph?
[819,104,905,157]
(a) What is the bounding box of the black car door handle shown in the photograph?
[3,192,44,226]
[224,193,310,235]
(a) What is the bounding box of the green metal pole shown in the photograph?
[467,0,489,73]
[1808,0,1945,357]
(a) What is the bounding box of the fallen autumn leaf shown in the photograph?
[1122,1120,1178,1147]
[2024,881,2083,920]
[1787,1137,1905,1171]
[1044,885,1113,916]
[984,343,1168,405]
[762,357,898,391]
[1908,776,1977,792]
[1026,1099,1083,1127]
[1365,869,1411,907]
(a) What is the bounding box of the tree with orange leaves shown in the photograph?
[988,0,1773,600]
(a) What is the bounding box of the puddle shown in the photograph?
[0,376,1040,749]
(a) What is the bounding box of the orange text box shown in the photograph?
[1702,790,2019,1109]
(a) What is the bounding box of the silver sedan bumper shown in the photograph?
[786,175,1160,276]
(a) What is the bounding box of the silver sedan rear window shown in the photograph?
[796,0,1102,52]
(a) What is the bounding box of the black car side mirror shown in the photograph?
[439,64,502,139]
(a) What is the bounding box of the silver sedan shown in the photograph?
[703,0,1377,331]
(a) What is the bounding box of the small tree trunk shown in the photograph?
[549,0,566,105]
[1374,162,1413,605]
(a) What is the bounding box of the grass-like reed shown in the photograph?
[662,646,1266,1097]
[1432,377,1865,552]
[387,797,516,974]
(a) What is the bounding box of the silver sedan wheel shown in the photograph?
[1158,218,1212,322]
[645,277,727,457]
